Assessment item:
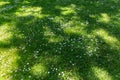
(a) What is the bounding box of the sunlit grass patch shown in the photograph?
[63,21,86,35]
[0,48,19,80]
[15,6,42,15]
[56,4,76,15]
[15,6,48,18]
[0,1,10,6]
[63,26,85,35]
[0,24,12,42]
[31,63,47,78]
[92,66,113,80]
[47,36,64,43]
[0,23,24,44]
[93,29,120,50]
[98,13,110,23]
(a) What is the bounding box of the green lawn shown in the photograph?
[0,0,120,80]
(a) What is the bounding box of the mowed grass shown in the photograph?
[0,0,120,80]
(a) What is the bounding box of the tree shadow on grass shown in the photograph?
[0,0,120,80]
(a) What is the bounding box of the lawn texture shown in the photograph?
[0,0,120,80]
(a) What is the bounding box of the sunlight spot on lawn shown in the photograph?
[56,4,76,15]
[89,14,97,18]
[15,6,48,18]
[0,24,12,42]
[0,23,23,79]
[92,66,113,80]
[58,70,82,80]
[98,13,110,23]
[61,19,86,35]
[93,29,120,49]
[0,47,19,80]
[63,25,86,35]
[31,63,47,78]
[48,36,64,43]
[0,1,10,6]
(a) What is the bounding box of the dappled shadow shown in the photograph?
[0,0,120,80]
